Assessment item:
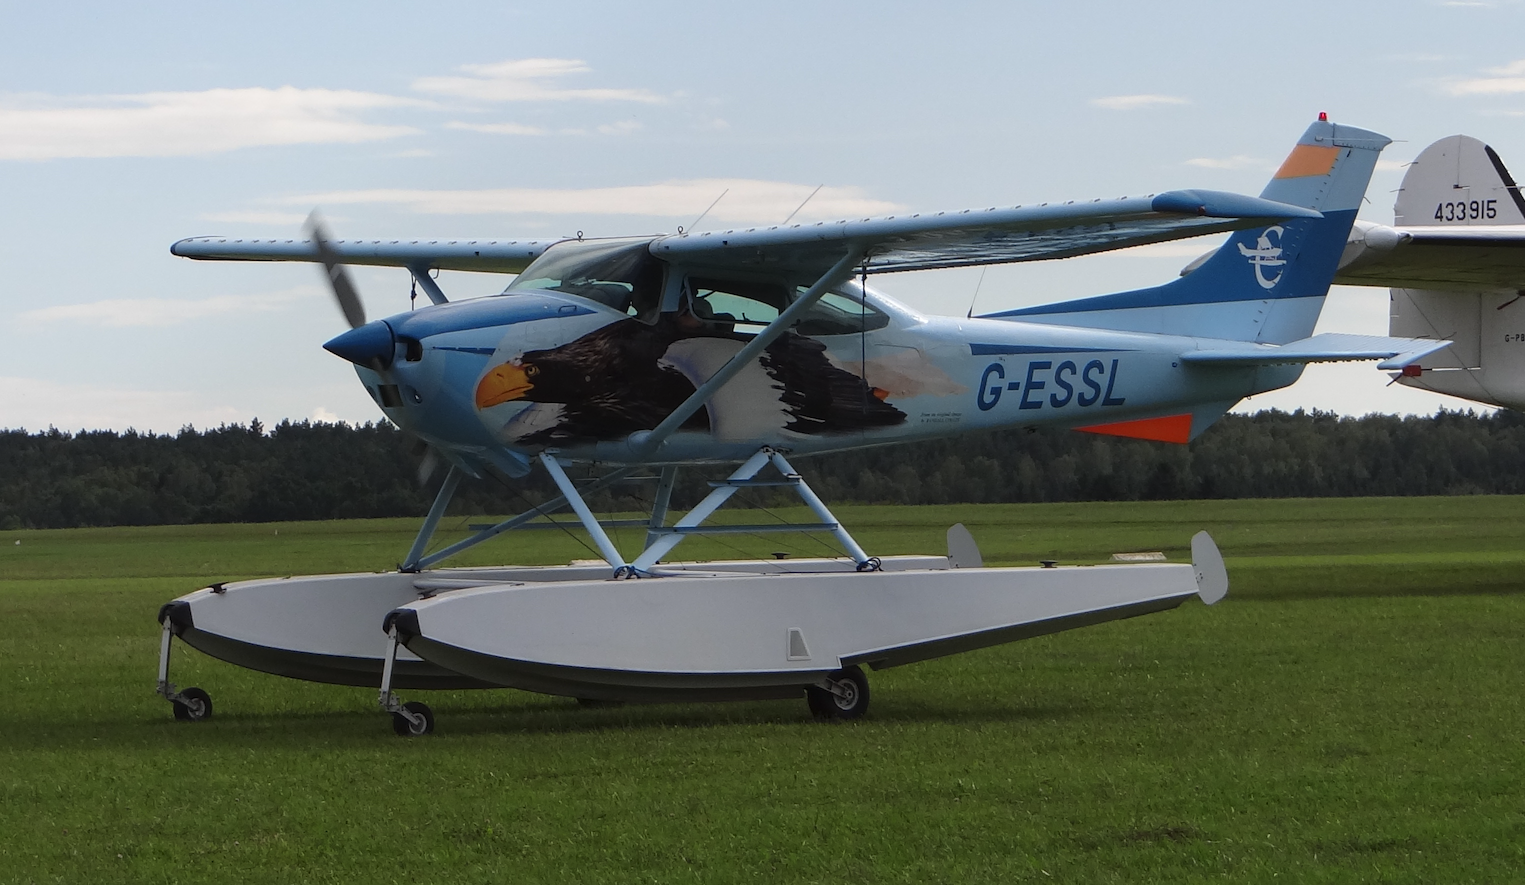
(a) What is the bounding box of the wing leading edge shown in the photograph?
[171,236,562,274]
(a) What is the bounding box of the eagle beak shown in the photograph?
[475,362,534,408]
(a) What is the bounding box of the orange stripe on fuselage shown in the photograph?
[1274,144,1339,179]
[1075,413,1193,444]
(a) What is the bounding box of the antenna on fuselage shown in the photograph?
[966,268,988,319]
[781,184,824,226]
[688,189,729,233]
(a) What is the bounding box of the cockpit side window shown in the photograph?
[506,239,664,322]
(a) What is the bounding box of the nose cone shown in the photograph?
[324,321,394,367]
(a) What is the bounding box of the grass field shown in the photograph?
[2,497,1523,884]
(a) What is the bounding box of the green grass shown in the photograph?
[2,497,1523,883]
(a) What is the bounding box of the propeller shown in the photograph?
[305,211,367,330]
[306,210,441,485]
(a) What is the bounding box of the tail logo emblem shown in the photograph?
[1238,226,1286,289]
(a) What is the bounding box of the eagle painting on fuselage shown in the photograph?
[474,314,907,447]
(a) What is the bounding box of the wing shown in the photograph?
[170,188,1316,279]
[652,190,1320,278]
[1335,222,1525,290]
[170,235,562,273]
[1332,135,1525,290]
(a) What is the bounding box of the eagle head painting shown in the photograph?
[474,318,905,447]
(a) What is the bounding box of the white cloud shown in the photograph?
[446,120,549,136]
[312,406,341,423]
[200,210,311,226]
[1446,58,1525,94]
[283,179,904,225]
[1089,94,1189,110]
[0,376,246,433]
[20,287,313,327]
[1184,155,1266,170]
[596,120,642,136]
[445,119,649,136]
[0,87,421,160]
[413,58,664,104]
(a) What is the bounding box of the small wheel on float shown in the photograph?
[172,687,213,722]
[805,665,870,721]
[391,701,435,737]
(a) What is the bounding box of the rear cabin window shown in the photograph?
[679,277,890,335]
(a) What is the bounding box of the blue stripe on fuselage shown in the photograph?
[969,343,1120,355]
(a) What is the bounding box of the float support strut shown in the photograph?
[540,453,629,570]
[401,466,462,572]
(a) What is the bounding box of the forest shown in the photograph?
[3,408,1523,530]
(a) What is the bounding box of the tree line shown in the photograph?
[3,408,1524,530]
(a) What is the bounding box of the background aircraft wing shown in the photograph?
[653,190,1319,277]
[1330,135,1525,290]
[1335,222,1525,290]
[171,236,563,273]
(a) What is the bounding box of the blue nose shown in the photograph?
[324,321,395,367]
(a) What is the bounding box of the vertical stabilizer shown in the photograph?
[1394,135,1525,226]
[990,119,1390,344]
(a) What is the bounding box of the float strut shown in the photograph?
[540,452,629,572]
[401,466,462,572]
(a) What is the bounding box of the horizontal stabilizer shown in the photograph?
[1180,333,1451,369]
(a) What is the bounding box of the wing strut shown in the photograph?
[406,264,449,305]
[628,246,867,462]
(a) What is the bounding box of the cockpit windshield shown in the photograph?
[506,238,664,321]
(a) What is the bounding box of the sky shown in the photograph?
[4,0,1525,433]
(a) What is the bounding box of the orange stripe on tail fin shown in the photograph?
[1075,413,1193,444]
[1274,144,1339,179]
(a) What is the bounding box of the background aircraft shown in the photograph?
[1334,135,1525,411]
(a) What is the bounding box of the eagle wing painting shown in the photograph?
[475,319,906,446]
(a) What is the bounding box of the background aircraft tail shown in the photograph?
[988,118,1390,344]
[1389,135,1525,409]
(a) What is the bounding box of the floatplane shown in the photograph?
[156,117,1439,734]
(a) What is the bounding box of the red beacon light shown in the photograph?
[1319,112,1328,122]
[1401,364,1424,377]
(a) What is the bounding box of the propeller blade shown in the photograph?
[416,447,442,486]
[304,211,366,329]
